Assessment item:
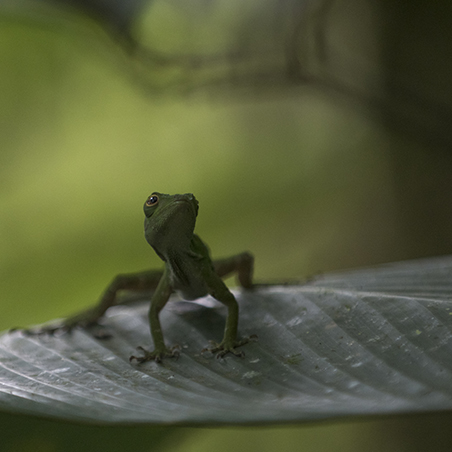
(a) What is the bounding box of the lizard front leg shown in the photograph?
[130,268,178,363]
[202,272,253,358]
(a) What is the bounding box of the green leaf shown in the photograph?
[1,256,452,425]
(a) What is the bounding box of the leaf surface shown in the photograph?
[1,256,452,425]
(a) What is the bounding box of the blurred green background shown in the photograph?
[2,0,452,451]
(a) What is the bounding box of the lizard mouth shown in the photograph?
[155,198,197,220]
[174,199,198,217]
[174,195,198,215]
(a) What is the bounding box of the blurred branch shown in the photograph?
[1,0,452,150]
[52,0,149,38]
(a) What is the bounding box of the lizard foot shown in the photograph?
[129,345,180,364]
[18,308,104,337]
[20,320,83,337]
[202,334,258,359]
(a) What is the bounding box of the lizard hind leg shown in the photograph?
[23,269,164,336]
[213,251,254,289]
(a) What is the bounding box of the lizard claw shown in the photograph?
[202,335,257,359]
[216,348,245,359]
[130,344,180,364]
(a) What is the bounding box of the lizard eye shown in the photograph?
[146,195,159,206]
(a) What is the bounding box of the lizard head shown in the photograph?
[143,192,199,255]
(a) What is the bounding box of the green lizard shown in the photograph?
[29,192,254,363]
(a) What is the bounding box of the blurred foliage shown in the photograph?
[2,411,452,452]
[1,0,452,451]
[175,413,452,452]
[0,412,187,452]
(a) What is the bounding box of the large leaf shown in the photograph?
[1,255,452,425]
